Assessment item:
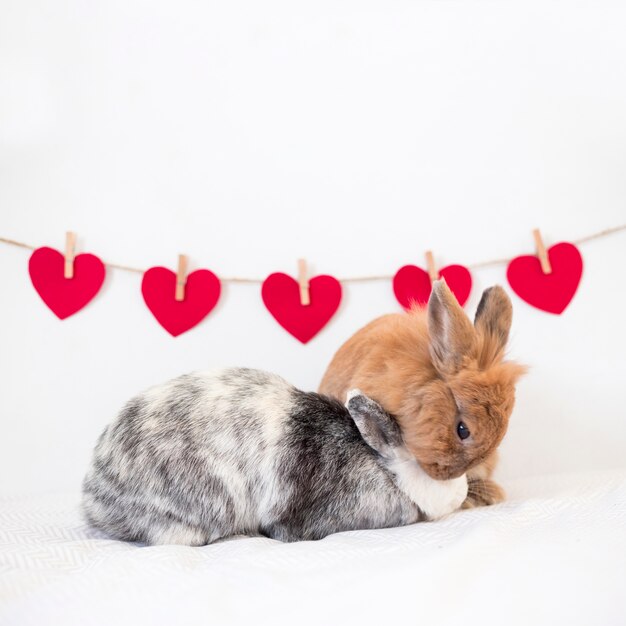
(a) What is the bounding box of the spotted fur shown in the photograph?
[82,368,467,545]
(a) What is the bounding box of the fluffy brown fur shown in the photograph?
[319,280,526,508]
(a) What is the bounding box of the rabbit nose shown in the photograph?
[421,461,456,480]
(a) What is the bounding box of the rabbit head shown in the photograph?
[399,280,526,480]
[319,280,526,481]
[345,388,469,518]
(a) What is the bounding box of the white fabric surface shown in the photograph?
[1,470,625,626]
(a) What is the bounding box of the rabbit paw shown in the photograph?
[462,478,505,509]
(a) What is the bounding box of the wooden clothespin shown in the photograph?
[297,258,310,306]
[425,250,438,282]
[532,229,552,274]
[175,254,188,302]
[64,231,76,279]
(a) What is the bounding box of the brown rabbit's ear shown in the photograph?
[474,286,513,358]
[428,279,476,375]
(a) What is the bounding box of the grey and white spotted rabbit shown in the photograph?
[82,368,467,545]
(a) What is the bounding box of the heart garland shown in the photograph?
[506,242,583,314]
[393,264,472,309]
[24,233,588,337]
[262,272,342,343]
[141,267,221,336]
[29,247,106,319]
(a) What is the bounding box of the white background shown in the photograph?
[1,1,625,495]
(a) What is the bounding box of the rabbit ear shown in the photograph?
[428,279,476,375]
[474,285,512,347]
[474,286,512,366]
[346,390,402,459]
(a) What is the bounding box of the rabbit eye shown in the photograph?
[457,421,470,440]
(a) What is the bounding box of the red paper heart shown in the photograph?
[141,267,221,337]
[262,273,342,343]
[29,247,106,319]
[393,264,472,309]
[506,242,583,314]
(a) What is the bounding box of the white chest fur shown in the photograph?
[387,450,468,520]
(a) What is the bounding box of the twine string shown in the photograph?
[1,223,624,284]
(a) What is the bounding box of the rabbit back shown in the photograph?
[82,368,296,545]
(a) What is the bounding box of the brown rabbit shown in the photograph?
[319,280,525,508]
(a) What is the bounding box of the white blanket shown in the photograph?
[1,470,625,626]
